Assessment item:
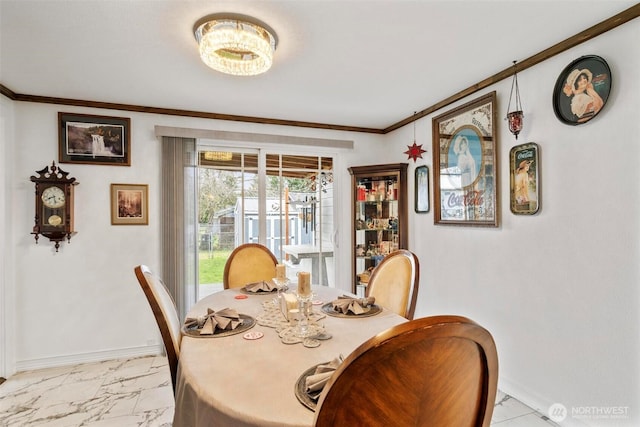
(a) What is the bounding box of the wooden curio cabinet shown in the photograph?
[348,163,408,294]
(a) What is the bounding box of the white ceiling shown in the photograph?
[0,0,636,131]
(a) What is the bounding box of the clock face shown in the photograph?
[41,186,65,209]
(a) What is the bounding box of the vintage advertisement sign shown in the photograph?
[432,92,498,227]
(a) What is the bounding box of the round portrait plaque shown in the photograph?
[553,55,611,126]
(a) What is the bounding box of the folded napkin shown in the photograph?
[305,356,343,401]
[184,308,243,335]
[331,295,375,315]
[244,280,277,293]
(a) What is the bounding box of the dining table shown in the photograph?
[172,285,407,427]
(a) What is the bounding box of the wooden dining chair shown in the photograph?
[134,264,182,392]
[223,243,278,289]
[365,249,419,319]
[314,315,499,427]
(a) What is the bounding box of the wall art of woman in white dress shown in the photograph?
[450,132,481,189]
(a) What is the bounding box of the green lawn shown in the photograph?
[199,250,231,283]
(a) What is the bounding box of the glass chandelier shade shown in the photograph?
[194,17,277,76]
[506,61,524,139]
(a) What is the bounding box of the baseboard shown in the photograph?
[15,345,164,372]
[499,376,589,427]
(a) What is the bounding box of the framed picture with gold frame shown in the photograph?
[432,92,498,227]
[110,184,148,225]
[510,142,540,215]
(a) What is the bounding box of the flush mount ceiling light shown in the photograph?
[194,14,277,76]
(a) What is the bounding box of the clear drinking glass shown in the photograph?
[294,292,320,338]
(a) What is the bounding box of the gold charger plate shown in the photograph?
[182,314,256,338]
[321,302,381,318]
[295,362,329,411]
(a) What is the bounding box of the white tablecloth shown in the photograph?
[173,286,406,427]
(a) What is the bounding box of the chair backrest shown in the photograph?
[223,243,278,289]
[134,265,181,392]
[366,249,419,319]
[314,315,499,427]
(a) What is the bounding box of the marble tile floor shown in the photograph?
[0,356,173,426]
[0,355,558,426]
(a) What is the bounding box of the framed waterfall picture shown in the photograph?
[58,112,131,166]
[510,142,540,215]
[431,92,498,227]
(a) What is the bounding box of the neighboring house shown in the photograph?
[199,195,317,255]
[235,196,313,257]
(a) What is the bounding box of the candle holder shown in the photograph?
[272,277,290,312]
[273,263,289,308]
[505,60,524,140]
[294,291,325,338]
[272,277,290,297]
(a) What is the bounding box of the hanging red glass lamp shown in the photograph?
[506,60,524,139]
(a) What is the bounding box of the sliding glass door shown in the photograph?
[196,148,335,299]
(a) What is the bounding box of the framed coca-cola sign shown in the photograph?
[510,142,540,215]
[432,92,499,227]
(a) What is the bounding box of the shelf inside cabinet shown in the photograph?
[356,200,398,204]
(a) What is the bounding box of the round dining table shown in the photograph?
[172,285,407,427]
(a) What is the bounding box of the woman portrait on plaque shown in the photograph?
[514,159,533,204]
[509,142,539,215]
[554,56,611,126]
[562,68,604,123]
[450,132,480,189]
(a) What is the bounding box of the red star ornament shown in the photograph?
[404,142,427,162]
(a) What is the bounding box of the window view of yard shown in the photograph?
[199,250,230,284]
[196,151,334,298]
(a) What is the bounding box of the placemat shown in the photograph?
[295,363,327,411]
[321,302,381,318]
[182,314,256,338]
[239,286,277,295]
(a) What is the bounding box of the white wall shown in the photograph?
[4,104,383,371]
[397,21,639,427]
[10,105,165,367]
[1,18,638,427]
[1,86,17,378]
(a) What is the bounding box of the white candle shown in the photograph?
[280,293,299,320]
[297,271,311,297]
[288,308,300,322]
[276,263,286,280]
